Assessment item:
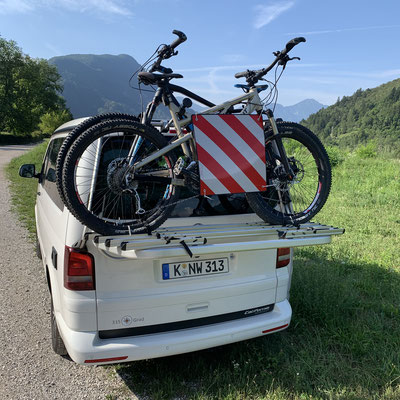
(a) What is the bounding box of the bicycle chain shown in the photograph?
[125,166,201,217]
[106,166,280,224]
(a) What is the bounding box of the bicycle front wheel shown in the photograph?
[246,122,331,225]
[62,119,180,235]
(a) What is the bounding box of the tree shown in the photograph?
[38,109,72,136]
[0,36,69,135]
[0,37,23,132]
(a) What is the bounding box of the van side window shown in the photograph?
[42,137,64,211]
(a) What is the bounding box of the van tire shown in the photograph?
[51,298,68,356]
[35,232,42,260]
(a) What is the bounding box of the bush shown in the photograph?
[38,109,72,136]
[355,141,377,159]
[325,145,346,167]
[0,132,42,145]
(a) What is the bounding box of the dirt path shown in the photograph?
[0,145,130,400]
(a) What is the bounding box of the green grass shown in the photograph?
[5,143,400,399]
[6,140,48,236]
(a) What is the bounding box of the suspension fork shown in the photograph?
[127,88,164,167]
[265,109,293,179]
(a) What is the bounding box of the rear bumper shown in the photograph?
[58,299,292,365]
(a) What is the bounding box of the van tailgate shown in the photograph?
[85,219,343,337]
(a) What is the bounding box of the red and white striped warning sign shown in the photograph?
[192,114,266,196]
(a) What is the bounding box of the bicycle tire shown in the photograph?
[62,119,180,235]
[246,122,331,225]
[56,113,139,204]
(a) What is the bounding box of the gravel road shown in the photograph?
[0,145,132,400]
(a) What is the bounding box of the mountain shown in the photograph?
[50,54,327,123]
[49,54,169,119]
[302,79,400,154]
[274,99,327,122]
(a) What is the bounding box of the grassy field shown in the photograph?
[6,144,400,400]
[6,140,48,235]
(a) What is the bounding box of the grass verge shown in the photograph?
[5,143,400,399]
[5,141,48,236]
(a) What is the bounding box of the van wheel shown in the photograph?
[35,233,42,260]
[51,298,68,356]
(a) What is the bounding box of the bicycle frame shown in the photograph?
[130,86,263,171]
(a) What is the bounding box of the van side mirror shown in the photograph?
[19,164,40,179]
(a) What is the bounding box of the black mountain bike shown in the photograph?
[57,30,331,236]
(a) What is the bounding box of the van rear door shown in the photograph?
[86,216,343,338]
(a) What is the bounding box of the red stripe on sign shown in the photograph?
[219,115,265,163]
[197,144,245,193]
[195,115,266,190]
[200,180,215,196]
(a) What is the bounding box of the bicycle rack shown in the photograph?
[83,222,344,260]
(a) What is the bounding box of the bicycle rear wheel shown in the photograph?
[246,122,331,225]
[56,113,139,205]
[62,119,180,235]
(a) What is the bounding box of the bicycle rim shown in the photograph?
[246,123,331,225]
[62,120,179,235]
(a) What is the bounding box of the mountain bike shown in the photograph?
[58,30,331,236]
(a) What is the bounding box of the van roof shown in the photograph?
[53,117,90,135]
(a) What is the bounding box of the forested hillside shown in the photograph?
[302,79,400,155]
[49,54,170,119]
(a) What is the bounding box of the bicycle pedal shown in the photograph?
[173,157,186,175]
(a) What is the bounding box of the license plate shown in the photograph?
[162,258,229,280]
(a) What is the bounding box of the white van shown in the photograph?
[19,118,343,365]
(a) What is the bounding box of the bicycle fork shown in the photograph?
[264,109,294,217]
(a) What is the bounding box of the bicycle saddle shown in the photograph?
[138,71,183,85]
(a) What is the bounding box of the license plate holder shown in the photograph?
[162,257,229,280]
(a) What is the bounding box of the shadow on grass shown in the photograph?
[112,250,400,400]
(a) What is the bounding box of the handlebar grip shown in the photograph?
[234,71,248,79]
[282,37,306,54]
[170,30,187,49]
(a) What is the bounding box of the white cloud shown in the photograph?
[0,0,33,14]
[287,24,400,36]
[253,1,295,29]
[221,54,244,64]
[0,0,132,16]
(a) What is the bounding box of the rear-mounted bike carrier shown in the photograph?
[83,222,344,260]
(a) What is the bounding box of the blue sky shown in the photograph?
[1,0,400,106]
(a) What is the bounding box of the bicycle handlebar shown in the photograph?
[170,30,187,49]
[234,37,306,83]
[281,37,306,55]
[149,30,187,73]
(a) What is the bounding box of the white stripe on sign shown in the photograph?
[202,115,266,174]
[198,162,231,194]
[192,114,267,195]
[195,127,260,192]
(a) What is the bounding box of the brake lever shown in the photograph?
[278,55,300,66]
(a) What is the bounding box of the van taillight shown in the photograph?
[276,248,291,268]
[64,246,95,290]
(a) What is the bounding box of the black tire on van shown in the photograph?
[51,297,68,356]
[35,232,42,260]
